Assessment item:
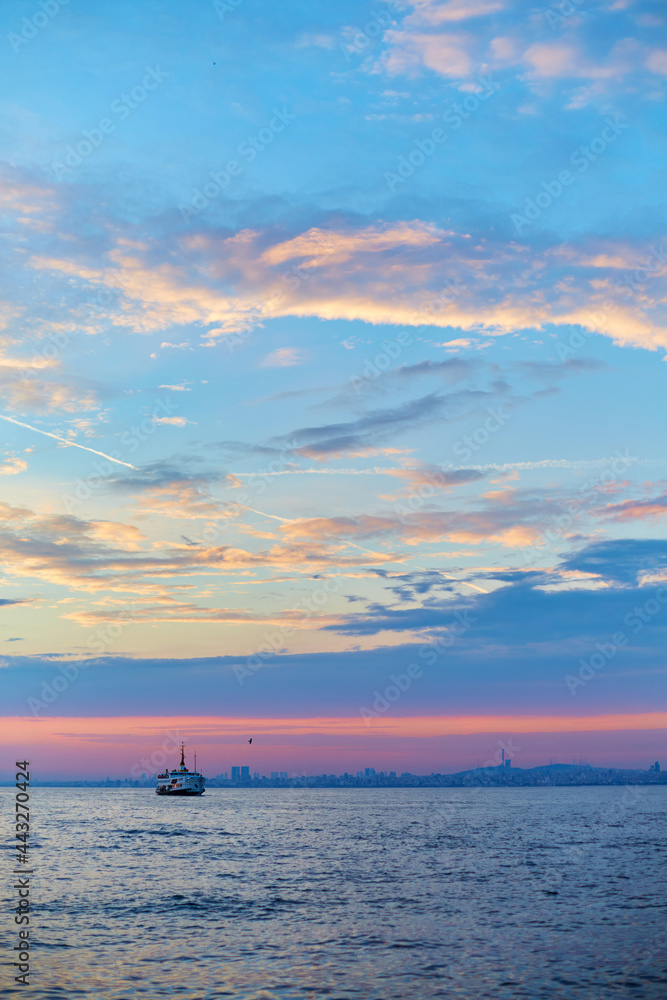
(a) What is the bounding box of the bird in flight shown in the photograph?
[248,738,252,744]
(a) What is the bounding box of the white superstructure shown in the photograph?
[156,744,205,796]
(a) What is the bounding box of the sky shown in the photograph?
[1,0,666,778]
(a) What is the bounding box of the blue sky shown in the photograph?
[1,0,666,773]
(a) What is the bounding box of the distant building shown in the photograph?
[650,761,660,772]
[241,766,250,780]
[505,759,512,768]
[365,767,375,777]
[231,766,240,782]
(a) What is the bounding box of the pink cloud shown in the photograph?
[14,208,667,355]
[382,29,475,77]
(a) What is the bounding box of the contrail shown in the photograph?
[231,468,386,476]
[232,457,653,476]
[0,414,138,469]
[475,457,644,471]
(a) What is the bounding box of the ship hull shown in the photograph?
[156,787,205,796]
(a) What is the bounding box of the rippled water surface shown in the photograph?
[2,786,666,999]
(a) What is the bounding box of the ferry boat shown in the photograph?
[156,744,205,796]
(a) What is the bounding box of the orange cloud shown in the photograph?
[280,507,544,549]
[0,455,27,476]
[281,515,398,541]
[19,220,667,354]
[261,222,440,266]
[0,501,400,602]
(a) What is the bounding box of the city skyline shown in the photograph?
[8,757,663,786]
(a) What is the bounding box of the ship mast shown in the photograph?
[194,751,197,774]
[180,742,186,768]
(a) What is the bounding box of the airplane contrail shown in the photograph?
[0,414,138,469]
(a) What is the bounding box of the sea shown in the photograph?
[2,786,666,999]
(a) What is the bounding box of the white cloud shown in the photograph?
[381,29,475,77]
[260,347,306,368]
[646,48,667,75]
[0,455,27,476]
[153,416,194,426]
[410,0,505,24]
